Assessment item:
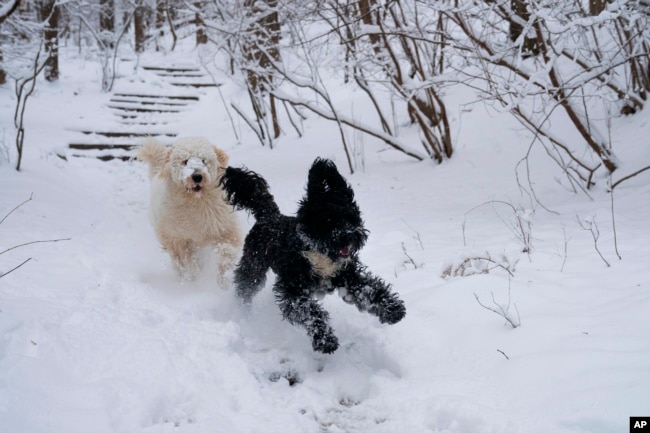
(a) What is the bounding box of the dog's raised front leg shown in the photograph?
[274,282,339,354]
[214,222,243,289]
[163,237,200,280]
[214,243,239,289]
[334,262,406,325]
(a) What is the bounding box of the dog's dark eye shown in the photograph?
[182,159,188,165]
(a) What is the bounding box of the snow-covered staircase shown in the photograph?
[65,64,219,161]
[141,65,220,88]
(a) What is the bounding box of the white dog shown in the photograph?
[138,137,241,285]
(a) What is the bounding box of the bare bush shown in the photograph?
[441,0,650,188]
[63,1,136,91]
[442,252,517,278]
[201,1,450,170]
[463,200,534,256]
[577,214,611,267]
[474,285,521,329]
[160,1,648,186]
[321,0,453,162]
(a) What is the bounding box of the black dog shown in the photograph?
[220,158,406,354]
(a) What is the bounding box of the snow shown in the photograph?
[180,157,206,181]
[1,42,649,433]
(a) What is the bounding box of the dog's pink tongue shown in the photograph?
[339,246,351,256]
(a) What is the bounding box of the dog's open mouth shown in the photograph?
[339,246,351,257]
[186,184,203,194]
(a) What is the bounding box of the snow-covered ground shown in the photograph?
[1,45,649,433]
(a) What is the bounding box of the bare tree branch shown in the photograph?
[611,165,650,190]
[0,0,21,26]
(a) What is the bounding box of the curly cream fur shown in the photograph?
[138,137,241,284]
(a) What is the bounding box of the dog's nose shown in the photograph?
[192,173,203,183]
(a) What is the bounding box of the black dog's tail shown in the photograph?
[220,166,281,221]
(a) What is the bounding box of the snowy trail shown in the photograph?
[0,158,403,433]
[1,47,649,433]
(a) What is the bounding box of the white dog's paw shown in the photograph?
[216,272,232,290]
[178,268,197,282]
[175,264,197,282]
[173,256,201,282]
[214,243,240,290]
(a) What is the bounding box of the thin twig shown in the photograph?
[231,102,265,146]
[461,219,467,247]
[611,165,650,189]
[464,200,533,256]
[576,215,610,267]
[474,290,521,329]
[401,219,424,250]
[560,226,570,272]
[0,238,71,256]
[0,258,32,279]
[0,193,33,225]
[497,349,510,360]
[281,100,303,138]
[216,84,240,143]
[401,243,419,269]
[609,177,622,260]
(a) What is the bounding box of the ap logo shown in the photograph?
[631,417,650,431]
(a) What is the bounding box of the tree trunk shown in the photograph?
[270,93,280,139]
[38,0,59,82]
[357,0,381,48]
[0,0,21,25]
[99,0,115,49]
[589,0,607,15]
[134,1,146,53]
[0,0,21,83]
[243,0,280,91]
[242,0,281,140]
[509,0,539,56]
[0,50,6,85]
[194,2,207,45]
[155,0,166,31]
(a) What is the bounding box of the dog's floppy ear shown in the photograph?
[214,147,229,167]
[307,158,354,199]
[139,138,171,177]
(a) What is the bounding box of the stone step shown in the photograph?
[69,152,134,162]
[152,71,206,78]
[169,82,220,88]
[68,143,138,151]
[109,98,190,107]
[71,130,177,138]
[107,104,184,113]
[112,93,200,101]
[142,65,201,73]
[117,121,169,126]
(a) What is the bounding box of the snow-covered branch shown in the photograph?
[271,89,427,161]
[0,0,20,26]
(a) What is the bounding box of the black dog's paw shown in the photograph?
[311,330,340,354]
[377,297,406,325]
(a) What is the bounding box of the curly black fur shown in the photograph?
[220,158,406,354]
